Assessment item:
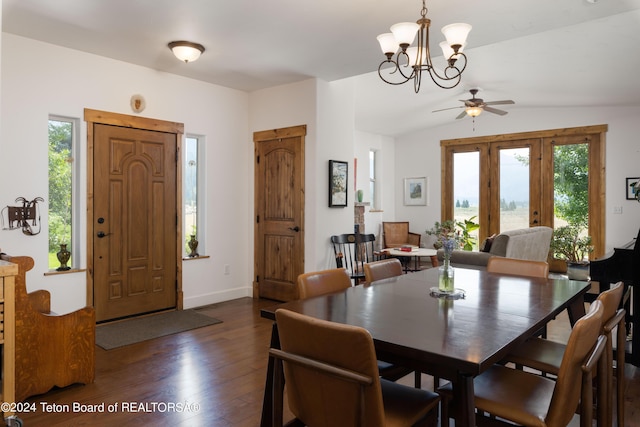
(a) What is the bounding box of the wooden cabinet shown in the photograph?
[0,260,17,418]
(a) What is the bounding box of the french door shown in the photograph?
[441,125,606,258]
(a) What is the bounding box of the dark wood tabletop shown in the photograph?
[260,267,591,427]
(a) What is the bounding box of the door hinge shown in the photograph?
[256,155,260,164]
[256,275,259,283]
[257,215,259,223]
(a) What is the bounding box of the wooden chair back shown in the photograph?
[330,233,377,284]
[273,308,387,427]
[297,268,351,300]
[364,258,402,283]
[546,300,604,426]
[382,222,421,248]
[487,256,549,278]
[0,253,95,401]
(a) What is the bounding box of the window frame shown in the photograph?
[183,134,205,257]
[48,115,81,270]
[369,149,378,209]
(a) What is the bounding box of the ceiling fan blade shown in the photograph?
[483,106,509,116]
[455,110,467,120]
[484,100,515,106]
[432,106,464,113]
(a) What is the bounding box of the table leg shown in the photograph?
[430,255,439,267]
[260,323,282,427]
[454,373,475,427]
[567,296,587,327]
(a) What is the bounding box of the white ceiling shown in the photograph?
[3,0,640,136]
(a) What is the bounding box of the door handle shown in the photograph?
[288,226,300,232]
[97,231,110,238]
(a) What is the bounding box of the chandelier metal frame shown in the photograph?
[377,0,470,93]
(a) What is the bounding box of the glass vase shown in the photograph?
[438,257,455,293]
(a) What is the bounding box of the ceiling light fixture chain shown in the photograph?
[376,0,471,93]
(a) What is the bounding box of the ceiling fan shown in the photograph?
[433,89,515,119]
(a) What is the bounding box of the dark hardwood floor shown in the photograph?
[18,297,640,426]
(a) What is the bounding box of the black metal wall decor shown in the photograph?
[1,197,44,235]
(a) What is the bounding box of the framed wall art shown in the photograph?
[404,177,428,206]
[626,177,640,200]
[329,160,348,207]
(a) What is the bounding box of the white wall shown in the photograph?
[354,130,396,247]
[1,34,251,313]
[393,105,640,252]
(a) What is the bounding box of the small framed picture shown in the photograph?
[626,177,640,200]
[404,177,428,206]
[329,160,348,207]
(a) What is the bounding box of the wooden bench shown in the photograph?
[0,253,95,402]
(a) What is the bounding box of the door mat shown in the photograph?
[96,310,222,350]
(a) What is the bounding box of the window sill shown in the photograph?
[183,255,210,261]
[44,268,87,276]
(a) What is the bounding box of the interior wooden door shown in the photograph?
[254,125,306,301]
[93,123,178,322]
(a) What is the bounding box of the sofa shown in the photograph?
[438,226,553,268]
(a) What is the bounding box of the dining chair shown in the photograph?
[296,268,420,387]
[438,300,605,427]
[271,308,440,427]
[297,268,352,300]
[486,256,549,278]
[364,258,403,283]
[506,281,625,427]
[331,233,378,284]
[487,257,550,338]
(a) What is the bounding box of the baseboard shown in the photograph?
[183,286,253,309]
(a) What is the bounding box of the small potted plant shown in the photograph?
[549,225,593,280]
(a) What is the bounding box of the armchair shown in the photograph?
[0,254,95,402]
[382,222,421,248]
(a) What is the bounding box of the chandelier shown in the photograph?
[376,0,471,93]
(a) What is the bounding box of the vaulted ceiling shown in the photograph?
[4,0,640,136]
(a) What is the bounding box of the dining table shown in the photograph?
[259,266,591,427]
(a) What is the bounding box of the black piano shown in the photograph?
[590,228,640,366]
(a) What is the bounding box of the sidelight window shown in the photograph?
[48,116,80,270]
[184,135,204,256]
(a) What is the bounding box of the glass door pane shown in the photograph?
[553,143,589,230]
[498,147,530,232]
[453,151,480,248]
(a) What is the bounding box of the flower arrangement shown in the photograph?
[426,219,460,255]
[426,216,479,252]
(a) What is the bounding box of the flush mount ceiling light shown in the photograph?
[376,0,471,93]
[168,41,205,63]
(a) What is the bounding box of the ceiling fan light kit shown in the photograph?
[376,0,471,93]
[168,41,205,63]
[465,106,482,117]
[433,88,515,120]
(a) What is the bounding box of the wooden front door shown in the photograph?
[254,125,306,301]
[90,116,180,322]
